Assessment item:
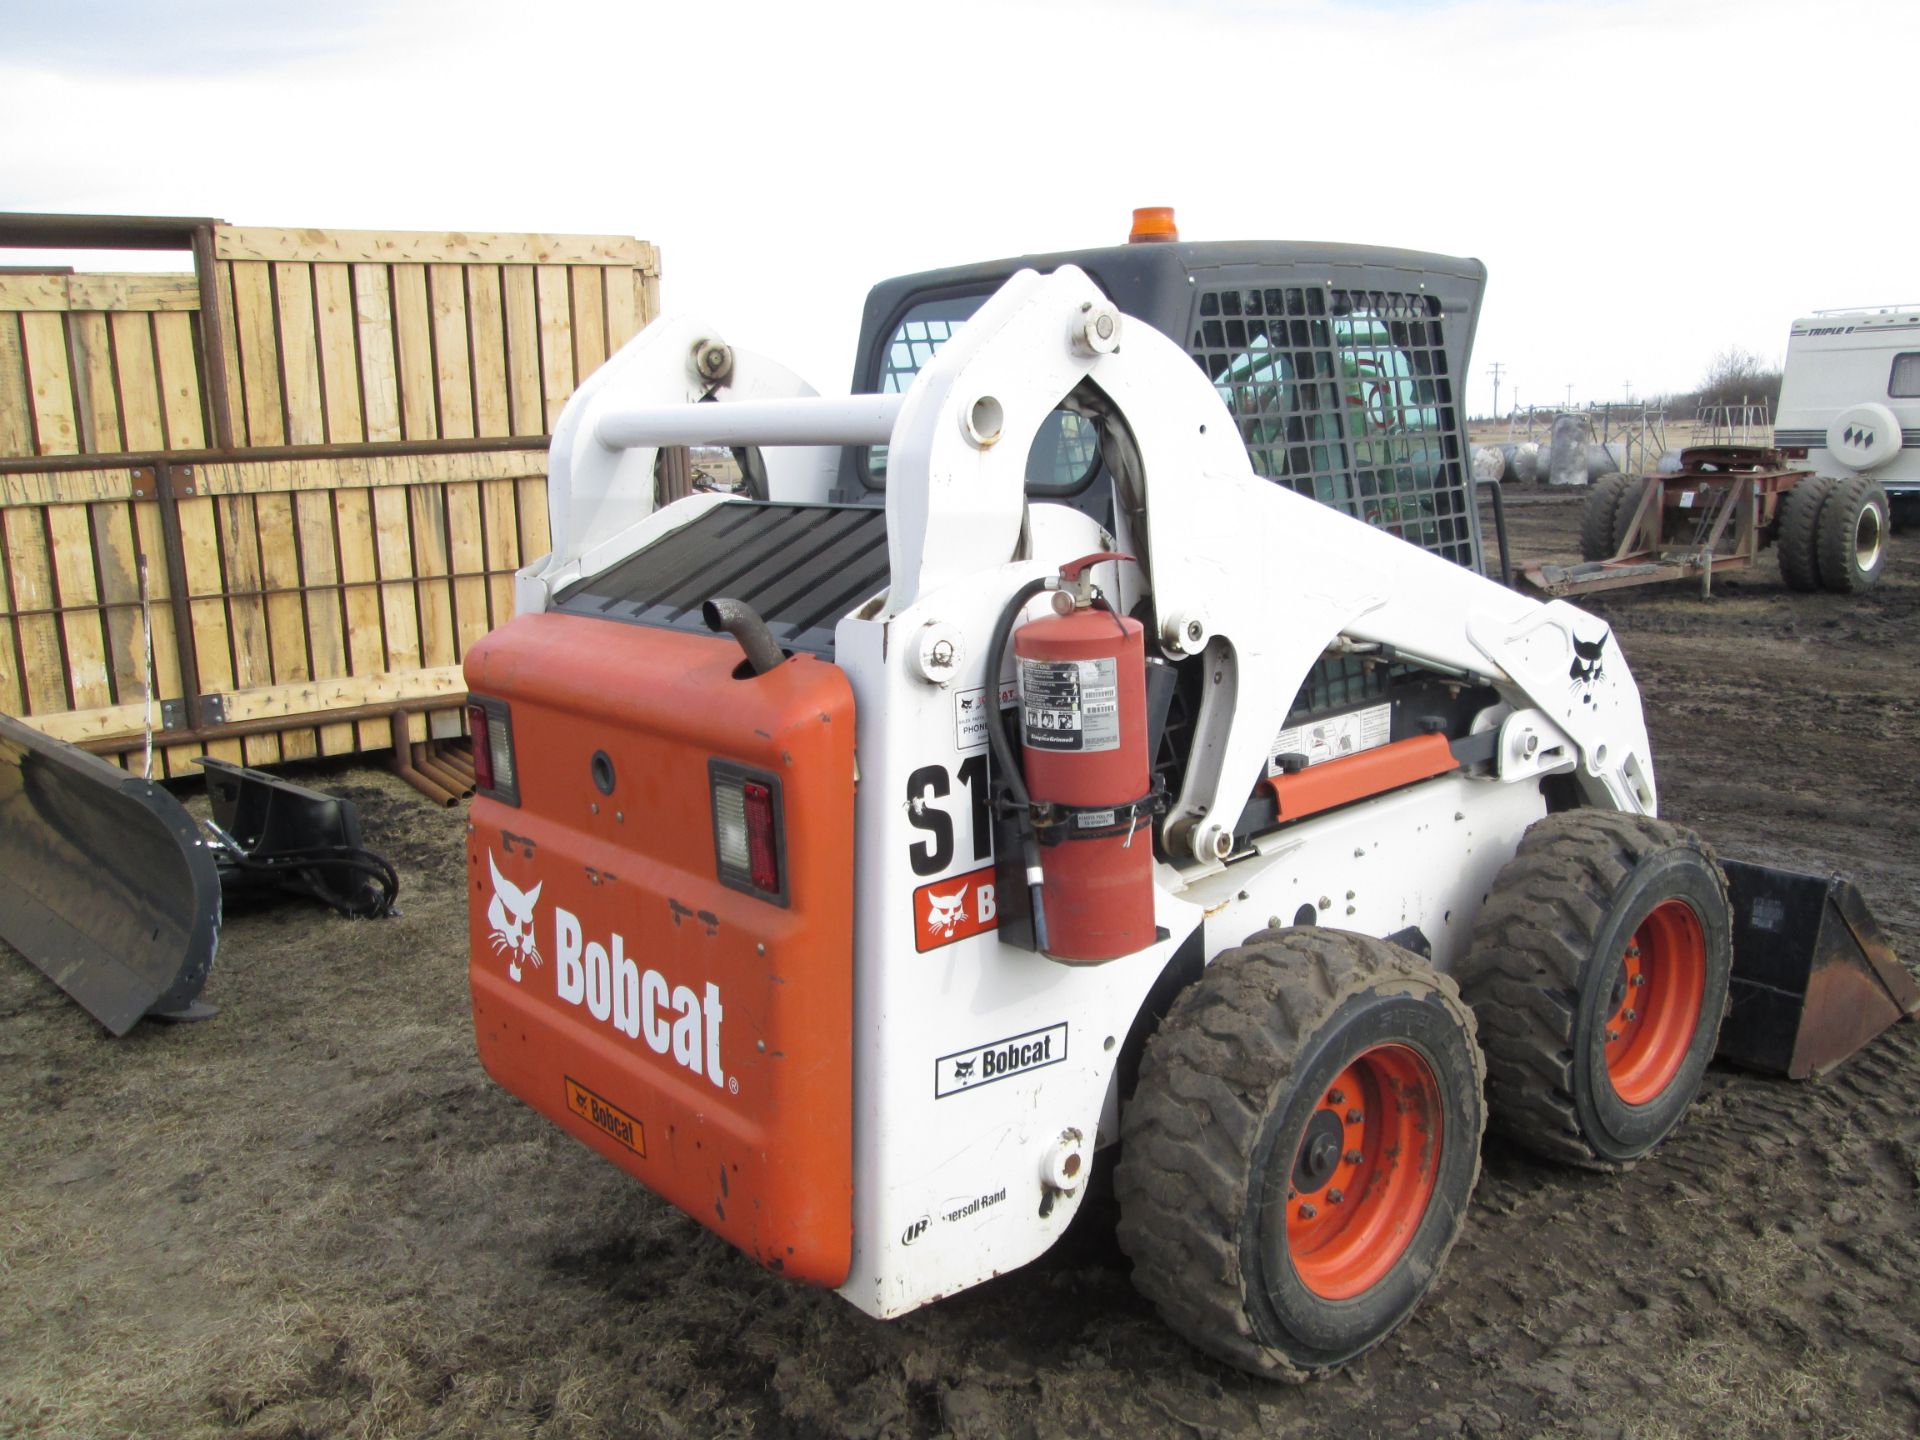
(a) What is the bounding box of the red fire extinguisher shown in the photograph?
[1010,553,1158,964]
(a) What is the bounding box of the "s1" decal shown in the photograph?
[905,754,992,877]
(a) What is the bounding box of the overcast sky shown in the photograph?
[3,0,1910,418]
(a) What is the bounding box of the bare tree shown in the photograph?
[1688,346,1783,411]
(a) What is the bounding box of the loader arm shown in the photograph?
[864,265,1656,864]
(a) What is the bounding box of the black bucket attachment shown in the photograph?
[200,759,398,918]
[0,714,220,1035]
[1717,859,1920,1079]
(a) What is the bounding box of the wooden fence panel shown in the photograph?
[152,312,207,450]
[0,222,652,771]
[0,313,34,455]
[0,276,206,459]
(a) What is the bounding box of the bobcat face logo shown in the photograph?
[926,884,969,939]
[486,851,544,982]
[953,1058,977,1080]
[1569,629,1609,703]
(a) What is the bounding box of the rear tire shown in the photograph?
[1116,929,1484,1379]
[1579,473,1634,561]
[1456,810,1731,1170]
[1815,474,1890,593]
[1776,474,1836,592]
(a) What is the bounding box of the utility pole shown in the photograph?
[1488,361,1503,421]
[1623,379,1632,404]
[1565,382,1573,409]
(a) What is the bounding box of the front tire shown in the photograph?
[1116,929,1484,1379]
[1456,811,1732,1170]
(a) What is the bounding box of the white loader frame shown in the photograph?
[516,265,1657,1316]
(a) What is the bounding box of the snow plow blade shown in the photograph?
[0,714,219,1035]
[1717,859,1919,1079]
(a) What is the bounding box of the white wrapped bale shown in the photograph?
[1501,443,1540,484]
[1549,413,1592,486]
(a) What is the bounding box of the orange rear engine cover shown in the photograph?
[465,613,856,1286]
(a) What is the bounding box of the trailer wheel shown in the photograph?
[1579,473,1634,561]
[1116,929,1484,1379]
[1815,475,1890,593]
[1457,811,1731,1170]
[1607,476,1651,557]
[1776,474,1836,592]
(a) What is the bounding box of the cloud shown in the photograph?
[4,0,397,75]
[0,0,1909,412]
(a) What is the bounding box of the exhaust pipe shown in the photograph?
[703,597,786,676]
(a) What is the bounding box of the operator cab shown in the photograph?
[835,212,1490,581]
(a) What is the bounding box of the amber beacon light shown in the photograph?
[1128,206,1179,243]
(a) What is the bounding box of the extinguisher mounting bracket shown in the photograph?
[1029,786,1168,846]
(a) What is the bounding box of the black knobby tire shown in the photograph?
[1455,810,1732,1171]
[1776,474,1836,592]
[1578,473,1634,561]
[1815,474,1890,594]
[1607,476,1651,556]
[1115,929,1484,1379]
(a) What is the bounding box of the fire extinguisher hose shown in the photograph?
[984,575,1056,952]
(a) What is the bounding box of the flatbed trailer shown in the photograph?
[1520,446,1889,599]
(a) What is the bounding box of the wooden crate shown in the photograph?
[0,221,658,774]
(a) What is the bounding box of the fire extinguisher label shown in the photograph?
[1019,657,1119,753]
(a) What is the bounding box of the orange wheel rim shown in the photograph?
[1283,1043,1443,1301]
[1604,899,1706,1105]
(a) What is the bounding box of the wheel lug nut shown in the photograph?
[1298,1203,1317,1220]
[1624,1008,1638,1021]
[1327,1189,1344,1204]
[1606,1029,1620,1042]
[1346,1108,1363,1123]
[1631,974,1647,987]
[1626,945,1641,957]
[1345,1149,1363,1165]
[1328,1089,1345,1105]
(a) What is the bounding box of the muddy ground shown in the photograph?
[3,493,1917,1440]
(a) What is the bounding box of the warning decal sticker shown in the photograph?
[954,679,1019,751]
[1267,702,1392,777]
[1019,656,1119,753]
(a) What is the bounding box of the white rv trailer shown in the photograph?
[1774,305,1920,525]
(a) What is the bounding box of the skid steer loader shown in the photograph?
[463,214,1916,1377]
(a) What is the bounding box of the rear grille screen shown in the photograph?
[1189,285,1473,568]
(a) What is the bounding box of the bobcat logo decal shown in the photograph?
[926,884,969,940]
[1569,628,1609,704]
[487,851,544,982]
[912,865,998,954]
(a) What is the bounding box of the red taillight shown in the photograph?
[712,762,786,904]
[743,780,779,892]
[467,702,494,790]
[467,697,518,804]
